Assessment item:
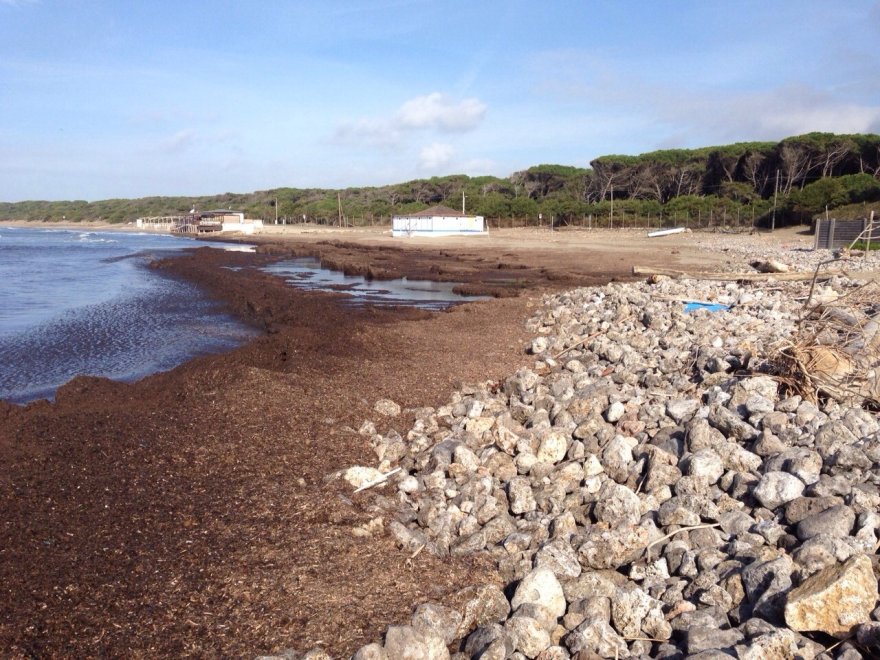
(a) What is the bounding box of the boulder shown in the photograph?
[784,554,879,638]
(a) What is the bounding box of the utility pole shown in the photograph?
[462,190,466,214]
[337,191,343,227]
[275,198,278,225]
[771,169,779,232]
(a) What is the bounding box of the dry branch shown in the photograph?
[632,266,846,282]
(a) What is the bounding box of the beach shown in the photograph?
[0,226,818,656]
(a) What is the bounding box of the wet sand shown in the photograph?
[0,228,733,656]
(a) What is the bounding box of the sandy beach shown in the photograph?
[0,226,812,656]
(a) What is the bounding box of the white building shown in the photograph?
[392,205,486,238]
[208,209,264,235]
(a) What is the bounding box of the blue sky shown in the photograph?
[2,0,879,201]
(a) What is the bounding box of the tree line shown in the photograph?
[2,132,879,228]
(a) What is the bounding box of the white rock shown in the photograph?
[511,567,567,619]
[752,471,805,510]
[374,398,402,417]
[341,466,385,490]
[605,401,626,423]
[536,430,569,464]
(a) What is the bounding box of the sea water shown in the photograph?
[0,227,259,404]
[263,257,487,309]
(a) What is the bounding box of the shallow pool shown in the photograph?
[263,257,487,309]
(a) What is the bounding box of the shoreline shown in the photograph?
[0,241,548,655]
[0,225,856,655]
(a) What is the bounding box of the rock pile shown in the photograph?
[300,275,880,659]
[692,232,880,274]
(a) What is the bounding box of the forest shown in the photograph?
[2,132,880,229]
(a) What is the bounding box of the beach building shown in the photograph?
[392,205,487,238]
[137,209,263,234]
[204,209,264,235]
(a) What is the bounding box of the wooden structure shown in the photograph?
[814,214,878,249]
[136,209,261,235]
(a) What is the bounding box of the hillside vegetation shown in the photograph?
[3,132,879,229]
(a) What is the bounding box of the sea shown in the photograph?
[0,227,260,404]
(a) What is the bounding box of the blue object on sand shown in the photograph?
[684,302,731,313]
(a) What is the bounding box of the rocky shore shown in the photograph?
[301,268,880,659]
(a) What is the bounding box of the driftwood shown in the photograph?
[631,266,845,282]
[774,279,880,407]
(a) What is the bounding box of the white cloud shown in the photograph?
[396,92,487,132]
[419,142,454,169]
[332,92,487,149]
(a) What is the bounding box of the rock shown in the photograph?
[508,477,537,515]
[684,448,725,484]
[505,615,551,657]
[796,505,856,541]
[530,337,549,355]
[533,647,568,660]
[753,259,790,273]
[784,495,843,524]
[536,431,569,464]
[374,399,402,417]
[564,621,628,658]
[708,405,759,441]
[463,624,511,658]
[605,401,626,423]
[752,471,805,510]
[352,644,388,660]
[736,628,798,660]
[456,585,511,638]
[578,525,657,570]
[336,274,880,659]
[741,556,794,622]
[784,554,879,638]
[593,481,641,527]
[534,539,582,579]
[384,625,449,660]
[341,466,386,490]
[666,398,701,424]
[686,625,744,654]
[511,567,567,620]
[412,602,463,646]
[610,584,671,640]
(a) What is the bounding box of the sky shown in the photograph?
[2,1,880,201]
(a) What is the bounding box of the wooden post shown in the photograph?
[867,210,875,258]
[610,186,614,229]
[771,169,779,232]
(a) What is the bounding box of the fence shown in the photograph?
[814,215,879,249]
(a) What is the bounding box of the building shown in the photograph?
[205,209,264,235]
[137,209,264,235]
[392,205,486,238]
